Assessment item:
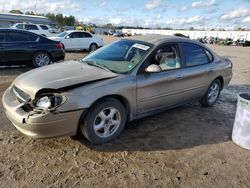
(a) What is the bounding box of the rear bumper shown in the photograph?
[2,87,83,138]
[51,50,65,62]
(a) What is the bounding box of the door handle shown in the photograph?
[175,74,183,80]
[207,69,214,73]
[0,46,4,49]
[28,45,35,48]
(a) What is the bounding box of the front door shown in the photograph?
[0,31,7,63]
[136,43,188,113]
[64,32,79,50]
[4,31,32,63]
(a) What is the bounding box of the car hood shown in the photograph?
[49,36,63,41]
[13,61,118,99]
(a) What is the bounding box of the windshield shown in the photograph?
[82,40,152,73]
[57,32,68,37]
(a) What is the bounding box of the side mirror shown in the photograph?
[145,64,162,73]
[65,35,70,39]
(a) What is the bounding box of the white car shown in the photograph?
[12,23,52,37]
[49,31,104,51]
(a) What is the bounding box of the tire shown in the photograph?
[80,98,127,144]
[89,43,98,52]
[200,79,222,107]
[33,51,52,68]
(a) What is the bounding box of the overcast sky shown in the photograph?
[0,0,250,29]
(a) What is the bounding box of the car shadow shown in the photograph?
[77,84,250,152]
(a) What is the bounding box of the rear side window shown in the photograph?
[205,49,213,62]
[25,25,39,30]
[0,32,4,42]
[40,25,49,30]
[180,43,208,66]
[83,32,92,38]
[5,32,29,42]
[29,33,39,42]
[16,24,24,29]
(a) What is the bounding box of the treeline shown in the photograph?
[9,10,75,27]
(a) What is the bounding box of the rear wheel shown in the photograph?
[89,43,98,52]
[80,98,127,144]
[33,51,52,67]
[200,79,221,107]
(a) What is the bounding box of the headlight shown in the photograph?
[36,96,51,108]
[35,94,66,109]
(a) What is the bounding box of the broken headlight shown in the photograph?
[35,94,66,109]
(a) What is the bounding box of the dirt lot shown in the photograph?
[0,36,250,188]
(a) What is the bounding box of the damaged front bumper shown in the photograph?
[2,87,83,138]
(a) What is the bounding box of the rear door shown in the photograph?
[81,32,93,49]
[178,42,213,99]
[39,25,51,37]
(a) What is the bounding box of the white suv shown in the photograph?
[12,23,52,37]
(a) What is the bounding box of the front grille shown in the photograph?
[12,86,31,103]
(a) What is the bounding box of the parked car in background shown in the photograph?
[49,30,104,51]
[238,40,250,47]
[49,28,60,34]
[108,30,114,35]
[0,29,65,67]
[2,36,232,144]
[173,33,189,38]
[113,31,124,37]
[11,23,53,37]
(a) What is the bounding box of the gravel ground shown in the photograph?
[0,36,250,188]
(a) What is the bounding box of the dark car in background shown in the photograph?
[0,29,65,67]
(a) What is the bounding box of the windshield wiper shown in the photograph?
[84,61,116,73]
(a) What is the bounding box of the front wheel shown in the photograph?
[200,79,222,107]
[89,43,98,52]
[33,51,52,67]
[80,98,127,144]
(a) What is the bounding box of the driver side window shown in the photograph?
[152,44,181,71]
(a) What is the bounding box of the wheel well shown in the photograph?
[91,95,130,114]
[215,76,224,89]
[34,50,52,59]
[32,50,54,65]
[90,43,98,48]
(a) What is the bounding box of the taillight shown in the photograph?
[55,43,63,49]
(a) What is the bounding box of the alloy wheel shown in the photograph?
[93,107,121,138]
[208,82,220,103]
[35,54,50,67]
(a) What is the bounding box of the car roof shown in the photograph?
[0,28,48,38]
[65,30,91,34]
[125,34,210,49]
[0,28,30,32]
[13,23,48,25]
